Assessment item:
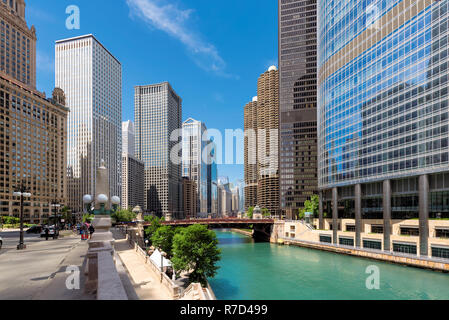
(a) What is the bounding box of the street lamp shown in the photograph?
[13,181,32,250]
[51,202,61,238]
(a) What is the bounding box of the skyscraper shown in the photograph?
[55,34,122,213]
[278,0,318,217]
[182,118,208,215]
[122,120,135,156]
[243,67,280,215]
[318,0,449,258]
[0,0,68,223]
[135,82,182,220]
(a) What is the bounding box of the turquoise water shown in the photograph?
[208,230,449,300]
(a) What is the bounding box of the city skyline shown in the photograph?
[28,0,279,184]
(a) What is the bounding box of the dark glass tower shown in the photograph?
[278,0,318,218]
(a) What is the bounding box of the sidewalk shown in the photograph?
[113,231,173,300]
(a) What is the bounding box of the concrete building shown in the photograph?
[122,120,135,156]
[243,67,280,215]
[55,34,122,214]
[135,82,182,220]
[0,0,68,223]
[218,177,232,217]
[318,0,449,258]
[244,97,258,210]
[182,118,208,215]
[278,0,318,217]
[231,186,240,216]
[0,0,36,89]
[121,153,144,210]
[182,177,197,220]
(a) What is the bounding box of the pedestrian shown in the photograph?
[44,226,50,241]
[89,225,95,239]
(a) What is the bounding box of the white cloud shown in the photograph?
[126,0,232,77]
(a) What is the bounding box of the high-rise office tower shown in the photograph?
[0,0,68,223]
[122,120,135,156]
[182,177,197,219]
[244,97,258,210]
[121,154,144,210]
[206,141,219,216]
[0,0,36,88]
[182,118,208,215]
[278,0,318,217]
[318,0,449,257]
[135,82,182,220]
[55,34,122,213]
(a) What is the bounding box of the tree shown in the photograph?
[246,207,254,219]
[171,225,221,286]
[298,195,319,220]
[151,226,176,257]
[112,209,136,223]
[83,214,94,223]
[144,215,162,242]
[262,208,271,218]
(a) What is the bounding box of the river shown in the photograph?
[208,229,449,300]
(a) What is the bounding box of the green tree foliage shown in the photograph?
[151,226,176,257]
[83,214,94,223]
[261,208,271,218]
[298,195,320,220]
[112,209,136,223]
[246,207,254,219]
[171,225,221,286]
[1,216,20,225]
[144,215,162,242]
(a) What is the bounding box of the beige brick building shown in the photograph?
[0,0,68,223]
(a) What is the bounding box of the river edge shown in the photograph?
[228,228,254,237]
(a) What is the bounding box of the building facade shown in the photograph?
[0,0,68,223]
[243,67,280,215]
[278,0,318,217]
[244,97,258,210]
[182,118,208,215]
[207,141,219,217]
[121,153,144,210]
[55,34,122,214]
[218,177,232,217]
[318,0,449,258]
[135,82,182,220]
[182,177,197,219]
[122,120,135,156]
[0,0,36,89]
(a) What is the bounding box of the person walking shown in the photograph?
[44,227,50,241]
[88,225,95,239]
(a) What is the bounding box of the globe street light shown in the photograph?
[13,181,32,250]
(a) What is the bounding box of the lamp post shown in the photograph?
[13,181,32,250]
[51,202,61,238]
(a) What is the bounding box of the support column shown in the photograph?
[419,174,429,257]
[355,184,362,248]
[332,187,338,244]
[319,191,324,230]
[383,180,392,252]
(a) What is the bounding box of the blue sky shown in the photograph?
[29,0,278,184]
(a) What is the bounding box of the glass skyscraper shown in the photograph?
[135,82,182,220]
[318,0,449,256]
[55,34,122,213]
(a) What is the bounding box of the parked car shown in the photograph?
[40,226,59,239]
[0,236,2,250]
[26,225,43,234]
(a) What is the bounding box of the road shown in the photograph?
[0,230,94,300]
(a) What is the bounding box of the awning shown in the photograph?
[150,249,172,268]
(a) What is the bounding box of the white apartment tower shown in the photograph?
[55,34,122,213]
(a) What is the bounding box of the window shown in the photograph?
[320,235,332,243]
[436,229,449,239]
[346,224,356,232]
[371,225,383,234]
[400,227,419,236]
[339,237,354,247]
[363,239,382,250]
[432,246,449,259]
[393,242,417,255]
